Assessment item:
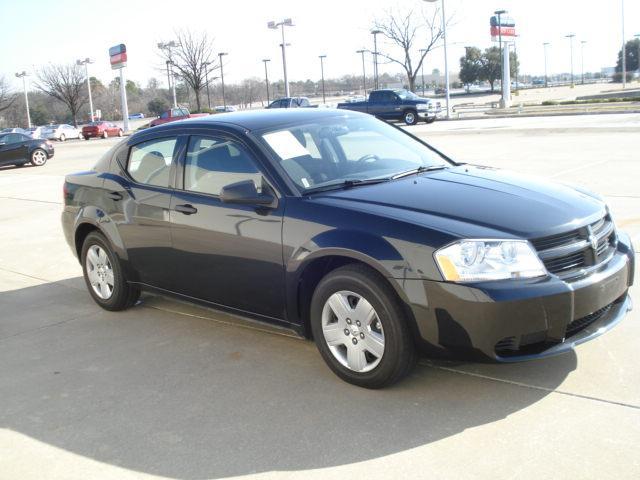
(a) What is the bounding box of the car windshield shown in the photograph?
[395,89,420,100]
[258,115,451,193]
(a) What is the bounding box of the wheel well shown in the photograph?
[296,255,413,339]
[74,223,98,258]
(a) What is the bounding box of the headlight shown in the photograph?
[416,103,429,111]
[434,239,547,282]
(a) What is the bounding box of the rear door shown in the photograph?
[102,134,185,288]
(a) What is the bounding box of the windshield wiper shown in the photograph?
[391,165,448,180]
[303,177,390,195]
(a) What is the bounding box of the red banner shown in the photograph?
[490,26,516,37]
[110,52,128,65]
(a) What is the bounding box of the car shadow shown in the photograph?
[0,279,577,479]
[0,163,34,171]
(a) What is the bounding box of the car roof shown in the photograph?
[147,108,365,133]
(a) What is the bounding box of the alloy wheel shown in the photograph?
[321,290,385,372]
[85,245,115,300]
[31,150,47,166]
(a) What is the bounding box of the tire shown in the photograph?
[425,117,436,124]
[117,129,123,137]
[403,110,418,125]
[102,131,108,139]
[310,264,416,389]
[84,136,90,140]
[30,149,48,167]
[81,231,140,311]
[60,134,66,142]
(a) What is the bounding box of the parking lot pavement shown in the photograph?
[1,115,639,480]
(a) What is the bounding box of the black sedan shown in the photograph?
[0,132,54,168]
[61,109,634,388]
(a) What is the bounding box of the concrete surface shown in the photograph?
[0,115,639,480]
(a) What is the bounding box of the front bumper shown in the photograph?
[406,231,635,361]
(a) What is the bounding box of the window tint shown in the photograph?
[160,111,169,119]
[5,134,22,144]
[184,136,262,196]
[171,108,183,117]
[127,137,177,187]
[299,98,310,107]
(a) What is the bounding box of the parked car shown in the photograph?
[82,121,123,140]
[337,89,441,125]
[42,124,82,141]
[214,106,237,113]
[61,109,634,389]
[25,126,46,139]
[149,107,209,127]
[1,127,28,134]
[128,113,145,119]
[0,132,54,167]
[266,97,314,109]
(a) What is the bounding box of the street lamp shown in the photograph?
[76,58,94,121]
[543,42,550,88]
[425,0,451,118]
[158,41,178,107]
[621,0,626,88]
[203,62,215,110]
[14,71,30,128]
[318,55,327,104]
[262,59,271,103]
[370,29,382,89]
[565,33,575,86]
[419,48,427,95]
[268,18,294,97]
[580,40,587,84]
[355,49,367,95]
[218,52,228,108]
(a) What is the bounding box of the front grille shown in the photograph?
[531,215,616,279]
[566,303,613,337]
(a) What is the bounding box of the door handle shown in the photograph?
[107,191,123,201]
[174,204,198,215]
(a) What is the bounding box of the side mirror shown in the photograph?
[220,180,275,207]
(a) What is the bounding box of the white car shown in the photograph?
[25,126,46,139]
[42,124,83,141]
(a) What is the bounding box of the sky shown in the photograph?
[2,0,639,90]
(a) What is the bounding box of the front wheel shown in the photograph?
[403,110,418,125]
[30,148,47,166]
[102,131,108,139]
[59,133,66,142]
[117,129,123,137]
[310,264,416,388]
[81,231,140,311]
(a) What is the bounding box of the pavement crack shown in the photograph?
[420,361,640,411]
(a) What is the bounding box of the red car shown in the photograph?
[82,122,123,140]
[149,108,209,127]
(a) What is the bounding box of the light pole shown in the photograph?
[268,18,294,97]
[203,62,212,110]
[371,29,382,89]
[543,42,550,88]
[262,59,271,103]
[565,33,575,86]
[158,41,178,107]
[218,52,228,108]
[621,0,626,88]
[513,35,519,91]
[76,58,94,121]
[318,55,327,103]
[494,9,507,107]
[15,71,31,128]
[419,48,427,95]
[356,49,367,95]
[580,40,587,84]
[425,0,451,118]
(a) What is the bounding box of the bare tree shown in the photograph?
[372,6,447,92]
[0,76,17,114]
[159,30,219,111]
[35,64,86,125]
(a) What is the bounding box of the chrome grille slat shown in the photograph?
[531,215,615,279]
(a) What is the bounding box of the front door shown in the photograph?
[0,134,28,165]
[168,134,286,320]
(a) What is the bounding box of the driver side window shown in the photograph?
[127,137,178,188]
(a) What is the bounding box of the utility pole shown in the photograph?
[565,34,575,86]
[419,49,426,95]
[15,71,31,128]
[318,55,327,103]
[356,49,367,95]
[158,41,178,107]
[543,42,550,88]
[580,41,587,84]
[262,59,271,103]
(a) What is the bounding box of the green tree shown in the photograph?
[479,47,519,92]
[147,98,169,116]
[459,47,483,91]
[614,38,640,82]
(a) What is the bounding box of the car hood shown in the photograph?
[314,165,606,239]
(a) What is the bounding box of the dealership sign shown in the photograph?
[109,44,127,70]
[490,16,516,41]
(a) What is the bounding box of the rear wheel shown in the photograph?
[403,110,418,125]
[117,129,123,137]
[84,136,90,140]
[30,149,47,166]
[425,117,436,124]
[59,133,66,142]
[81,231,140,311]
[310,264,416,388]
[102,131,108,139]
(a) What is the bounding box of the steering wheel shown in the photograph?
[356,154,381,165]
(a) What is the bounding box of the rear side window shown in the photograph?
[183,136,262,196]
[127,137,178,188]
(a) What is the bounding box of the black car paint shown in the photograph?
[61,109,634,361]
[337,89,437,122]
[0,133,54,166]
